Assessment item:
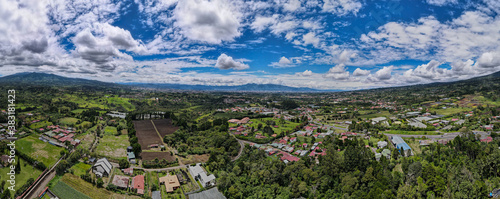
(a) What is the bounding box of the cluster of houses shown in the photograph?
[92,157,146,195]
[250,135,327,164]
[39,125,80,148]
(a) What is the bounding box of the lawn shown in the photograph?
[29,121,53,129]
[95,134,130,160]
[60,173,141,199]
[59,117,79,126]
[0,158,43,191]
[104,126,117,135]
[17,135,64,167]
[71,162,91,176]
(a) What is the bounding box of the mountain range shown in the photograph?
[0,71,499,92]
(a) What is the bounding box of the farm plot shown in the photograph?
[59,174,141,199]
[52,181,91,199]
[141,152,176,161]
[152,119,179,137]
[133,120,162,150]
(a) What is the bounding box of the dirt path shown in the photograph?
[150,120,184,166]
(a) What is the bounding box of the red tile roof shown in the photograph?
[132,175,145,194]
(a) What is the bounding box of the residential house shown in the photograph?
[131,175,145,194]
[112,175,129,189]
[159,174,180,193]
[189,163,216,187]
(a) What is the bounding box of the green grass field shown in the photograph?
[52,181,91,199]
[17,135,64,167]
[106,96,135,111]
[59,117,79,126]
[433,107,472,116]
[103,126,117,135]
[359,111,392,119]
[78,121,93,129]
[71,162,91,176]
[0,158,43,192]
[71,109,87,114]
[95,134,130,160]
[29,121,53,129]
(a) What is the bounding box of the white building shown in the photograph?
[189,163,216,187]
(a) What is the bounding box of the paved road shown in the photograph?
[231,139,245,162]
[110,162,188,172]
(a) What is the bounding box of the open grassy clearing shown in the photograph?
[106,96,135,111]
[17,135,64,167]
[104,126,118,135]
[229,117,300,136]
[95,134,130,160]
[71,162,91,176]
[433,107,472,116]
[359,111,392,119]
[71,109,87,114]
[59,117,79,126]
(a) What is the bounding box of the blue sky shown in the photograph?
[1,0,500,90]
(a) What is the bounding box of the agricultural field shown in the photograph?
[0,158,43,191]
[142,152,176,162]
[17,135,65,167]
[57,174,141,199]
[52,181,91,199]
[133,120,163,150]
[59,117,79,126]
[152,119,179,137]
[95,134,130,160]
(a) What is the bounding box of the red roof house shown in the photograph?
[132,175,145,194]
